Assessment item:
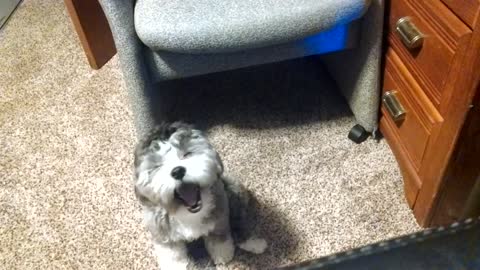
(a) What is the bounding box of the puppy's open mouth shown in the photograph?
[174,183,202,213]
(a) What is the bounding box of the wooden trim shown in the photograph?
[380,116,420,208]
[413,13,480,227]
[440,0,480,29]
[64,0,116,70]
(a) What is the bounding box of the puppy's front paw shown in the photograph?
[205,235,235,265]
[153,242,190,270]
[212,243,234,265]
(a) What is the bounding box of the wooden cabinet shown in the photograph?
[381,0,480,227]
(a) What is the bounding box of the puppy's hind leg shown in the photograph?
[204,233,235,265]
[153,241,191,270]
[222,176,268,254]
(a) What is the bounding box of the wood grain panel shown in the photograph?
[440,0,480,28]
[383,49,442,169]
[380,116,420,208]
[388,0,471,108]
[409,0,472,50]
[379,48,442,207]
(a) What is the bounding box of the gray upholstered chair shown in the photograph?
[99,0,384,141]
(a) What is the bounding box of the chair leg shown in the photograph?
[348,124,370,144]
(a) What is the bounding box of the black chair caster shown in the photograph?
[348,124,370,144]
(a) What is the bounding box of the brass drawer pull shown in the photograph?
[383,91,406,122]
[396,17,424,49]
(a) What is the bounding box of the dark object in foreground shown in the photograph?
[348,124,370,144]
[278,217,480,270]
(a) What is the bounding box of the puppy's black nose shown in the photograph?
[171,166,186,180]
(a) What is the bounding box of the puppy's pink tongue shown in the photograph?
[176,184,200,206]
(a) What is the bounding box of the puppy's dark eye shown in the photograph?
[183,152,193,158]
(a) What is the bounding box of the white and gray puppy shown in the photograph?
[134,122,267,269]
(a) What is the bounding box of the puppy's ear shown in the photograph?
[134,186,156,207]
[165,124,179,139]
[169,122,194,134]
[149,139,162,151]
[133,160,157,205]
[137,122,187,148]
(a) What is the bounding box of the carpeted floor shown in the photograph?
[0,1,420,269]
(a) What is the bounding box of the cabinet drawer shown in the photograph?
[382,49,442,170]
[388,0,471,108]
[440,0,480,28]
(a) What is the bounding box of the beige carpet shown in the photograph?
[0,1,420,269]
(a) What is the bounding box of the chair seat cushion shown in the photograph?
[134,0,371,54]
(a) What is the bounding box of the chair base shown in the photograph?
[348,124,370,144]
